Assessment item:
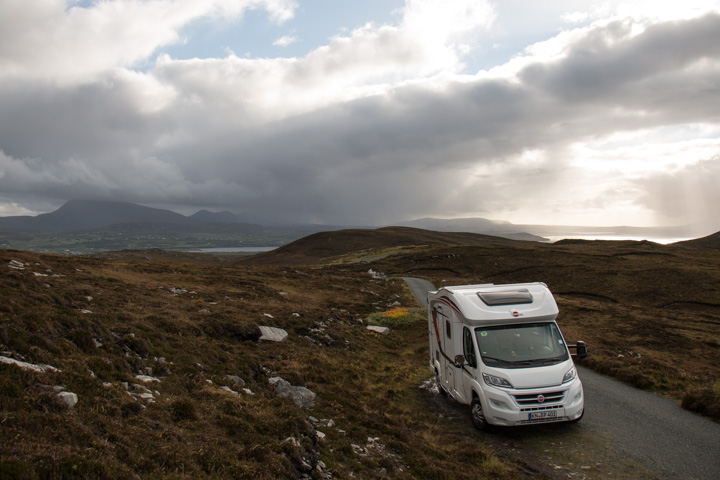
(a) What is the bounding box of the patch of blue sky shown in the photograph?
[159,0,405,62]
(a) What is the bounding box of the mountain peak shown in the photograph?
[31,199,189,230]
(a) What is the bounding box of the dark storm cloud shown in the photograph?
[0,9,719,224]
[520,13,720,115]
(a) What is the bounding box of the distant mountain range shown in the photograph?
[397,217,543,241]
[0,199,716,245]
[0,200,250,231]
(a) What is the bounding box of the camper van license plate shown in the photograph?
[529,411,557,420]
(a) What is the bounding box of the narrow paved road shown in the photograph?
[402,277,720,480]
[580,366,720,479]
[401,276,436,308]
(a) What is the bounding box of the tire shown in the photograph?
[470,396,490,431]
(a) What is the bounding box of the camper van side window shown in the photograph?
[445,319,451,339]
[463,327,477,368]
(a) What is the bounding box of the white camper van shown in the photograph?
[428,283,586,430]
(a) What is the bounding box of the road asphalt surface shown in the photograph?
[402,277,720,480]
[580,366,720,480]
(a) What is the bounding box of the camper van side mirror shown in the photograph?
[454,355,466,368]
[573,341,587,360]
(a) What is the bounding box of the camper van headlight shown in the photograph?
[562,367,577,384]
[482,373,513,389]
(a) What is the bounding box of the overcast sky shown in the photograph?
[1,0,719,228]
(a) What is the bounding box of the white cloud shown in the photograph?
[0,0,297,84]
[273,34,298,47]
[0,1,719,228]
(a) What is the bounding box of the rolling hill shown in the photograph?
[238,226,524,265]
[674,231,720,249]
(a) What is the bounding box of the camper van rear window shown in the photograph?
[478,289,533,306]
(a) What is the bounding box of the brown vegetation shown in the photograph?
[0,246,534,479]
[1,227,719,479]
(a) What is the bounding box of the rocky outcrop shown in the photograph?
[366,325,390,335]
[0,355,60,373]
[57,391,78,408]
[259,326,288,342]
[269,376,316,408]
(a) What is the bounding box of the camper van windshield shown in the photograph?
[475,322,569,368]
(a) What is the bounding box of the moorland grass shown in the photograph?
[0,249,532,480]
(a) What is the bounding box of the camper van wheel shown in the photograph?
[470,397,488,431]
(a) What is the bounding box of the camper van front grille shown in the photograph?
[520,404,563,413]
[519,415,567,425]
[512,390,566,406]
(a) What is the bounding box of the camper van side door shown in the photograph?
[452,326,476,403]
[442,313,456,395]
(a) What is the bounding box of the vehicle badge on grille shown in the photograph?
[537,395,545,403]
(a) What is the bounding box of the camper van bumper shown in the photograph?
[481,379,584,426]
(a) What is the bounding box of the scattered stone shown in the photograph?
[57,391,78,408]
[351,444,367,456]
[242,388,254,395]
[8,260,25,270]
[79,309,93,314]
[130,384,152,394]
[135,374,160,383]
[419,377,441,395]
[221,386,238,395]
[169,287,188,295]
[226,375,245,388]
[366,325,390,335]
[136,392,155,402]
[198,309,210,313]
[279,291,289,296]
[269,376,316,408]
[33,272,49,277]
[317,431,326,441]
[0,356,60,373]
[368,269,387,280]
[259,326,288,342]
[283,437,302,448]
[263,313,274,318]
[126,383,156,403]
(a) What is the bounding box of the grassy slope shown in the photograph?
[2,228,719,479]
[247,228,720,419]
[0,249,530,480]
[238,226,519,266]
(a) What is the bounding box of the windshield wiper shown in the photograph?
[481,356,514,365]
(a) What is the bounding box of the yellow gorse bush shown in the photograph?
[382,307,409,319]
